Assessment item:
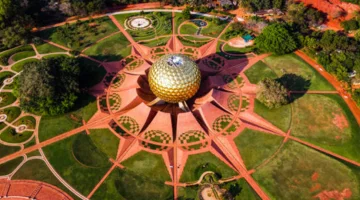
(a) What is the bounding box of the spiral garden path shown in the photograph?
[0,7,359,200]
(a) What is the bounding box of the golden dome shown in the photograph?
[148,54,201,103]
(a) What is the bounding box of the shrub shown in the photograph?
[256,78,289,109]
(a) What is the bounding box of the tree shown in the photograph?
[182,7,191,20]
[341,19,359,31]
[16,57,80,115]
[256,78,289,109]
[255,23,298,55]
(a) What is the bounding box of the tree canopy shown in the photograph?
[255,23,298,55]
[16,57,80,115]
[256,78,289,109]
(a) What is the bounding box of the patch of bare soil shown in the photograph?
[332,113,349,130]
[314,188,352,200]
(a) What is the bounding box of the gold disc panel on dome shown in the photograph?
[148,54,201,103]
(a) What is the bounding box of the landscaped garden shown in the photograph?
[0,7,358,200]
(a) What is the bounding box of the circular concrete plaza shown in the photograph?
[0,9,359,200]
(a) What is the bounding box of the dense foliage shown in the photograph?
[16,57,80,115]
[341,18,360,31]
[255,23,298,55]
[240,0,287,11]
[256,78,289,109]
[287,3,326,27]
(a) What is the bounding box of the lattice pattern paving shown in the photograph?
[125,59,144,71]
[99,94,109,112]
[142,130,172,151]
[212,115,241,136]
[223,74,244,89]
[179,130,208,151]
[103,72,117,87]
[109,120,130,137]
[227,94,241,112]
[109,93,122,112]
[241,96,250,112]
[117,116,140,134]
[111,73,126,89]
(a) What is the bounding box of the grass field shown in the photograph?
[180,23,199,35]
[244,61,277,84]
[291,94,360,162]
[254,100,291,132]
[13,116,36,129]
[0,92,17,107]
[216,42,248,60]
[220,178,261,200]
[0,71,15,87]
[0,143,20,157]
[0,128,33,143]
[177,186,199,200]
[263,53,334,91]
[83,33,131,62]
[37,17,118,51]
[0,157,23,175]
[12,159,79,200]
[234,128,283,170]
[180,152,237,182]
[177,36,210,47]
[11,51,36,62]
[89,128,119,159]
[43,132,111,195]
[78,57,106,88]
[35,43,66,54]
[39,114,81,142]
[0,45,34,65]
[93,151,173,200]
[139,36,171,47]
[174,13,186,34]
[92,167,174,200]
[1,106,21,123]
[253,141,360,199]
[10,58,39,72]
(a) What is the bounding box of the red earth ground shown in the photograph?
[297,0,360,30]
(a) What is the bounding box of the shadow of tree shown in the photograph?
[276,73,311,102]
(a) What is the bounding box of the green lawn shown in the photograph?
[43,132,112,196]
[199,17,229,38]
[78,57,106,88]
[12,159,79,200]
[0,128,33,143]
[11,58,39,72]
[174,12,186,34]
[234,128,283,170]
[220,178,261,200]
[0,71,15,87]
[264,53,334,91]
[177,36,210,47]
[139,36,171,47]
[180,152,237,182]
[177,186,199,200]
[39,114,81,142]
[254,99,292,132]
[244,61,278,84]
[39,94,97,141]
[0,45,34,65]
[216,42,249,60]
[180,23,199,35]
[35,43,67,54]
[11,51,36,62]
[0,92,17,107]
[291,94,360,162]
[37,17,118,51]
[253,141,360,199]
[1,106,21,123]
[0,143,20,157]
[89,128,119,159]
[13,116,36,129]
[83,33,131,62]
[0,157,23,175]
[121,151,171,182]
